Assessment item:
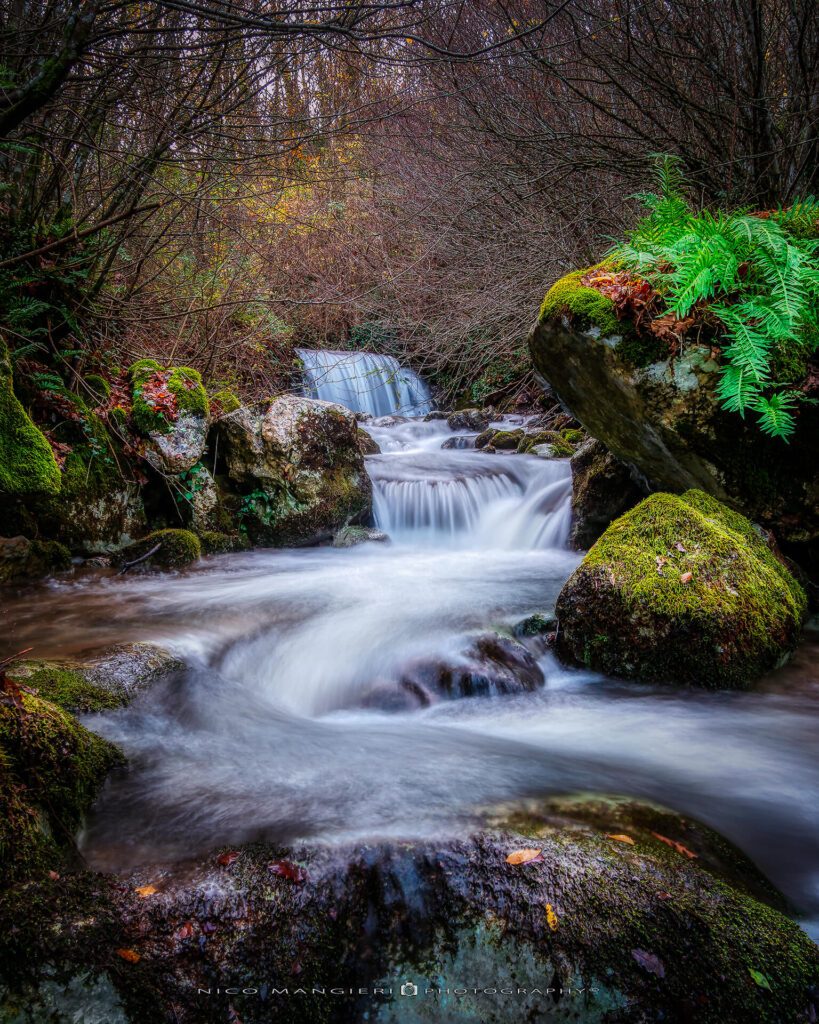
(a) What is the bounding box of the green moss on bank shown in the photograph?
[0,340,61,496]
[10,664,124,713]
[209,386,241,414]
[0,693,123,886]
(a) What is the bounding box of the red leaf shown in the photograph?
[217,850,240,867]
[268,860,308,884]
[652,832,698,858]
[173,921,194,941]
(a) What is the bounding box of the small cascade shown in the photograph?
[366,426,573,548]
[297,347,433,417]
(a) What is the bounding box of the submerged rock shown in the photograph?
[440,435,474,450]
[1,796,816,1023]
[217,395,372,546]
[556,490,807,688]
[400,632,544,702]
[569,438,646,549]
[332,525,389,548]
[530,272,819,567]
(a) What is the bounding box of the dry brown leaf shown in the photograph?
[505,847,543,865]
[652,832,698,858]
[134,884,158,898]
[545,903,559,932]
[115,948,141,963]
[680,571,693,584]
[606,834,635,845]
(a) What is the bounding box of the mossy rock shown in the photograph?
[561,427,586,444]
[556,490,807,687]
[538,267,623,338]
[6,664,124,714]
[0,536,71,584]
[116,528,201,569]
[198,530,249,555]
[209,386,241,415]
[518,429,573,456]
[488,428,524,450]
[356,427,380,455]
[129,360,209,436]
[84,374,112,402]
[0,693,123,887]
[0,340,61,496]
[1,797,816,1023]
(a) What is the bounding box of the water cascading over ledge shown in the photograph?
[296,347,434,417]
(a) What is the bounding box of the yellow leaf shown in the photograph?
[606,834,635,845]
[115,948,141,963]
[135,884,157,898]
[505,847,543,865]
[545,903,559,931]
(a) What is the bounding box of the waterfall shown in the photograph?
[365,432,573,549]
[297,348,434,417]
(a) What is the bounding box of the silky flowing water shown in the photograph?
[4,417,819,939]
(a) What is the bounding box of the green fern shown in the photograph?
[610,159,819,439]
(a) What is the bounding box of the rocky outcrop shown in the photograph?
[216,395,372,546]
[556,490,807,688]
[569,438,646,549]
[0,535,71,584]
[529,274,819,569]
[1,795,816,1024]
[446,408,491,431]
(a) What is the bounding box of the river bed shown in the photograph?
[3,417,818,939]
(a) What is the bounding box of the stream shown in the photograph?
[4,415,819,940]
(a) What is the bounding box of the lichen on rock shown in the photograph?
[556,490,807,687]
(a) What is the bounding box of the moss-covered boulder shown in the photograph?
[0,692,123,887]
[530,269,819,572]
[0,535,71,584]
[116,528,200,570]
[130,360,210,474]
[0,339,61,496]
[556,490,806,688]
[487,428,524,450]
[197,529,249,554]
[8,644,184,713]
[216,395,372,546]
[1,796,816,1023]
[569,438,646,549]
[518,429,574,456]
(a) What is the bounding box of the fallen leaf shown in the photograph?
[632,949,665,978]
[48,870,60,881]
[674,542,687,553]
[748,968,772,991]
[652,833,698,858]
[115,948,141,963]
[545,903,559,931]
[655,555,668,575]
[680,571,693,584]
[505,848,543,865]
[268,860,308,883]
[656,891,673,901]
[217,851,240,867]
[606,834,635,845]
[173,921,194,941]
[135,884,158,898]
